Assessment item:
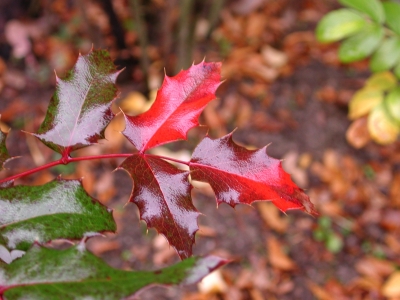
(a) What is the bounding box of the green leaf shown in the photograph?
[316,9,366,43]
[383,1,400,36]
[338,24,384,63]
[348,88,384,119]
[370,36,400,72]
[339,0,385,23]
[0,127,11,171]
[385,87,400,124]
[395,62,400,80]
[0,246,228,299]
[365,71,398,90]
[32,49,120,156]
[0,178,116,250]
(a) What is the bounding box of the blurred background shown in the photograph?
[1,0,400,299]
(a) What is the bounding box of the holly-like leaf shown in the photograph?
[0,178,116,250]
[33,49,120,156]
[122,62,221,152]
[120,154,200,259]
[190,133,317,215]
[0,245,228,300]
[0,128,11,171]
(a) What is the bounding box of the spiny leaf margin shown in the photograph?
[0,178,116,250]
[189,132,317,215]
[33,49,120,156]
[0,245,228,300]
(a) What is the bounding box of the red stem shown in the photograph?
[145,154,190,166]
[0,153,133,184]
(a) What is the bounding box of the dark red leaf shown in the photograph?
[190,133,317,215]
[32,49,120,156]
[119,154,200,259]
[122,62,221,152]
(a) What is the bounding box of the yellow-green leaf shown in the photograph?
[316,9,366,43]
[385,87,400,124]
[394,62,400,80]
[368,103,400,144]
[339,0,385,23]
[348,88,384,119]
[339,24,384,63]
[365,71,397,90]
[370,36,400,72]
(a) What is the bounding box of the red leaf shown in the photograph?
[33,49,120,156]
[190,133,317,215]
[122,62,221,152]
[119,154,200,259]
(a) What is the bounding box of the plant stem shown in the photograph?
[145,154,190,166]
[0,154,133,184]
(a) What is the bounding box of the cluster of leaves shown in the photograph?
[316,0,400,145]
[0,49,314,299]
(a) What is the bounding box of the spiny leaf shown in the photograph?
[119,154,200,259]
[0,178,116,250]
[122,62,221,152]
[32,49,120,156]
[0,245,228,300]
[0,126,11,171]
[190,133,317,215]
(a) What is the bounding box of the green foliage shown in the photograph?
[316,0,400,145]
[313,216,344,254]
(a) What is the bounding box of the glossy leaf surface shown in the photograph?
[190,133,317,215]
[0,128,10,171]
[370,37,400,72]
[339,0,384,23]
[123,62,221,152]
[316,9,366,43]
[383,1,400,36]
[338,24,383,63]
[0,245,227,299]
[120,154,200,259]
[33,49,119,155]
[0,178,116,250]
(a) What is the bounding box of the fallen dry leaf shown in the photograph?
[257,202,288,233]
[382,271,400,298]
[267,236,296,271]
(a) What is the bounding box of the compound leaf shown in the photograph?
[383,1,400,36]
[0,245,228,300]
[119,154,200,259]
[190,133,317,215]
[33,49,120,156]
[339,0,385,23]
[316,9,366,43]
[122,62,221,152]
[338,24,383,63]
[0,178,116,250]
